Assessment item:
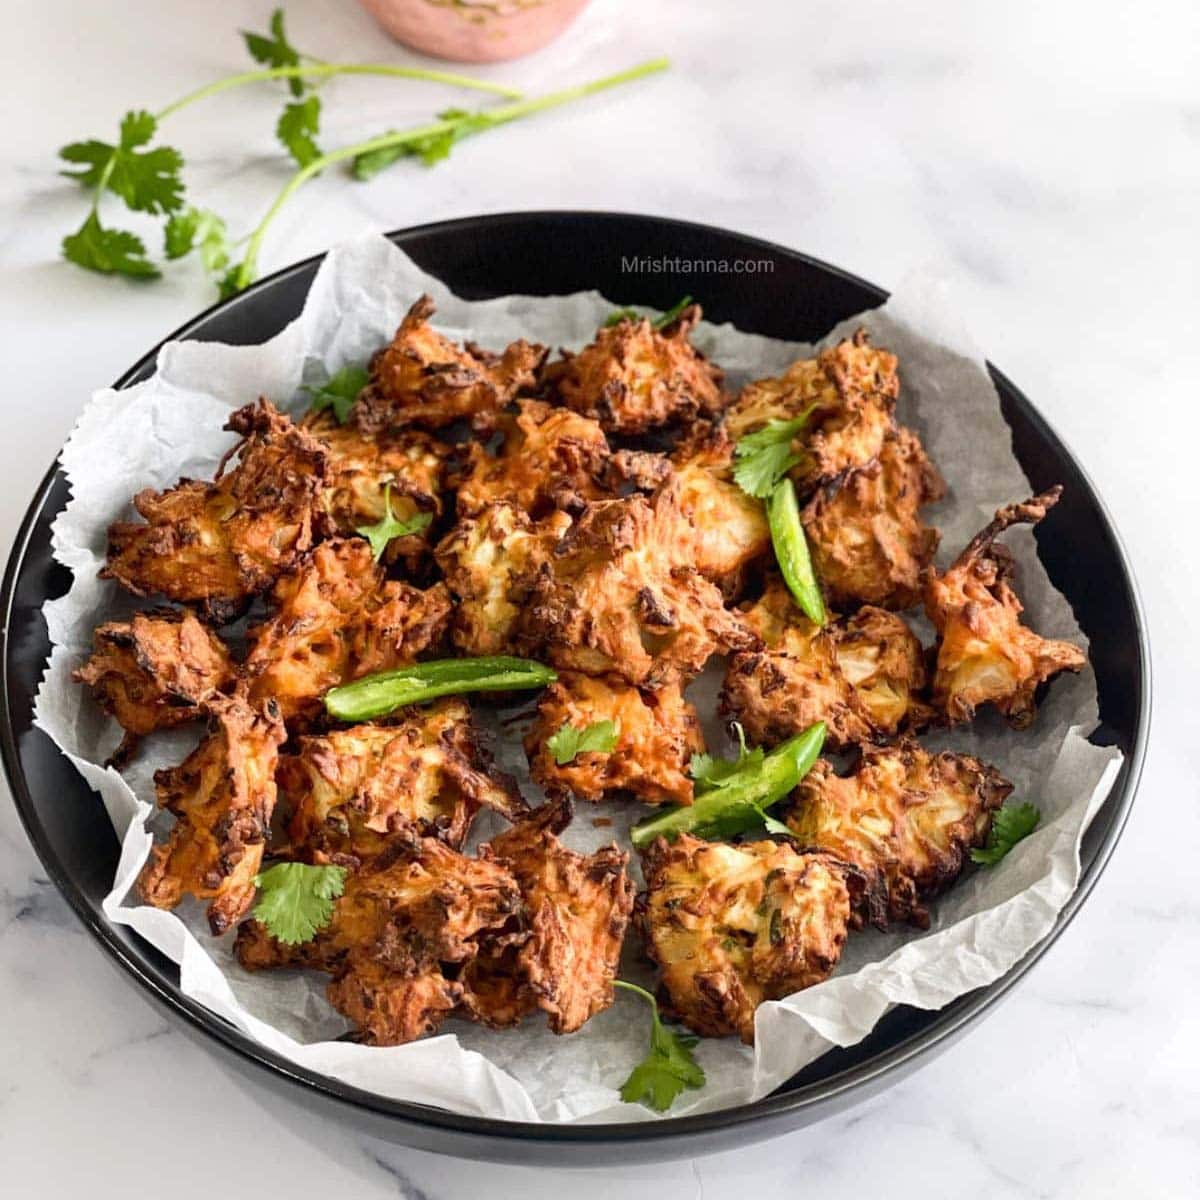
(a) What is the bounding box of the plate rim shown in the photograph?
[0,210,1152,1149]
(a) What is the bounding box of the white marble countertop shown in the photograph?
[2,1,1197,1195]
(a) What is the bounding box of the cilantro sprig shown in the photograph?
[355,485,434,562]
[732,412,814,499]
[252,861,347,945]
[604,294,694,330]
[304,364,370,424]
[546,719,621,765]
[971,802,1041,865]
[614,981,706,1112]
[689,721,762,793]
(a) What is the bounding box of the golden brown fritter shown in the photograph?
[923,488,1087,727]
[244,538,451,724]
[303,411,445,568]
[524,672,704,806]
[726,330,899,491]
[279,698,525,865]
[542,306,725,435]
[352,294,546,435]
[454,399,614,518]
[464,800,635,1034]
[139,695,285,935]
[802,427,945,610]
[654,424,770,596]
[721,580,927,749]
[236,837,523,1045]
[103,400,327,623]
[786,741,1012,929]
[74,607,235,762]
[519,496,756,688]
[434,502,572,657]
[639,835,856,1043]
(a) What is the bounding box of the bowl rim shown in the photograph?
[0,210,1152,1149]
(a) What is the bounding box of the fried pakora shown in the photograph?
[236,837,523,1045]
[726,330,899,490]
[279,698,525,865]
[639,835,856,1043]
[923,488,1086,726]
[139,694,285,935]
[303,411,444,567]
[463,800,635,1034]
[524,672,704,806]
[786,741,1012,928]
[802,426,945,610]
[434,502,572,657]
[244,538,451,724]
[721,580,927,749]
[352,294,545,435]
[103,400,327,622]
[74,607,235,763]
[519,496,756,687]
[542,306,725,435]
[454,399,614,518]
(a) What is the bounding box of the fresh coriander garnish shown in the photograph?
[731,412,814,499]
[252,862,347,945]
[303,364,370,424]
[603,294,694,330]
[689,721,763,793]
[355,485,433,563]
[614,980,706,1112]
[971,802,1041,865]
[546,719,621,765]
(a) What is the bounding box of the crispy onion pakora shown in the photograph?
[244,538,451,724]
[303,411,444,568]
[279,698,525,865]
[74,607,235,763]
[721,579,927,749]
[352,294,545,435]
[236,837,523,1045]
[924,488,1086,726]
[542,306,725,435]
[639,835,857,1043]
[463,800,635,1034]
[786,741,1012,928]
[454,399,614,518]
[519,496,756,687]
[802,426,945,610]
[139,694,285,935]
[726,330,899,490]
[434,502,572,656]
[524,672,704,806]
[103,400,327,623]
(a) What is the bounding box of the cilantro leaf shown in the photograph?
[355,485,434,562]
[62,213,159,279]
[604,295,694,330]
[615,981,705,1112]
[732,414,814,499]
[164,207,231,273]
[351,109,491,180]
[971,802,1041,865]
[252,862,346,944]
[243,7,305,96]
[303,364,369,424]
[689,722,763,794]
[546,719,621,765]
[60,110,185,215]
[277,95,322,167]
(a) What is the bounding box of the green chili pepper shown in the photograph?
[631,722,826,849]
[324,656,557,722]
[768,479,826,625]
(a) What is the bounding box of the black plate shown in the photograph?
[1,212,1149,1165]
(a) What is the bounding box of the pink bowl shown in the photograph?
[359,0,592,63]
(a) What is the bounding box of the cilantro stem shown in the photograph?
[155,63,520,121]
[614,979,659,1011]
[234,56,670,289]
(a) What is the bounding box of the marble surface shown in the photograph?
[1,0,1197,1195]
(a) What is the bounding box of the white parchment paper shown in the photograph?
[33,235,1121,1123]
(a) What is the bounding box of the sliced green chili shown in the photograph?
[324,656,557,722]
[631,722,826,849]
[768,478,826,625]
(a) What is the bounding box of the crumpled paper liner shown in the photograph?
[34,235,1121,1123]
